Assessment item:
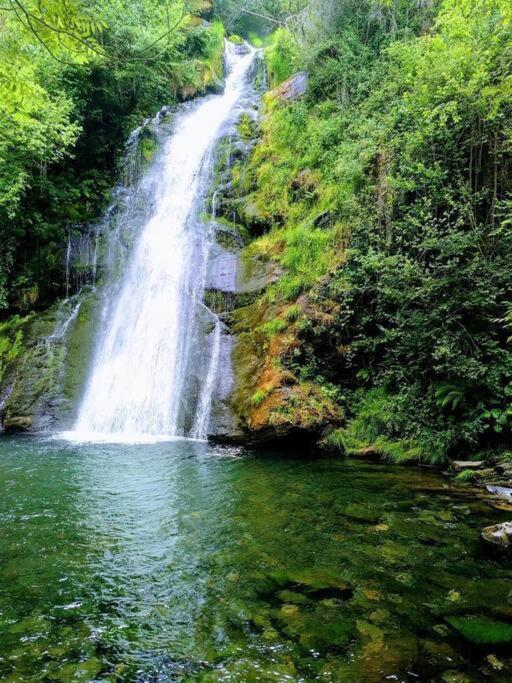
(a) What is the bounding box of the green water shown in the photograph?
[0,436,511,682]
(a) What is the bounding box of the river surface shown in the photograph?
[0,436,510,682]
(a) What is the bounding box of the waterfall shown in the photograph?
[70,42,258,442]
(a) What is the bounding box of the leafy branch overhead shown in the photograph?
[0,0,200,114]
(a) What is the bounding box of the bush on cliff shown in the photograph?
[233,0,512,462]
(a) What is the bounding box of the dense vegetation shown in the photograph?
[0,0,224,311]
[227,0,512,462]
[1,0,512,464]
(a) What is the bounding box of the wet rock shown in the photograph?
[0,291,99,433]
[471,467,496,479]
[237,255,282,294]
[486,484,512,510]
[274,605,355,653]
[486,653,505,671]
[489,500,512,512]
[420,638,462,669]
[213,225,245,252]
[157,104,173,121]
[228,40,251,55]
[486,484,512,499]
[348,626,419,683]
[208,334,245,442]
[496,460,512,476]
[3,415,32,431]
[481,521,512,549]
[452,460,484,471]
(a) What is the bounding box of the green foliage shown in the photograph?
[236,0,512,462]
[454,469,476,483]
[0,315,31,383]
[237,113,257,142]
[323,389,425,463]
[435,383,467,411]
[265,28,298,86]
[262,317,287,336]
[0,0,105,115]
[0,1,224,312]
[250,388,268,407]
[214,0,300,37]
[252,224,334,301]
[284,304,301,323]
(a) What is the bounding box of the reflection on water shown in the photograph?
[0,436,510,681]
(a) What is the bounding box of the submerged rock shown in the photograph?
[344,503,382,524]
[446,615,512,645]
[481,521,512,549]
[266,568,353,600]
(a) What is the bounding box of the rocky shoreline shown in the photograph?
[442,456,512,551]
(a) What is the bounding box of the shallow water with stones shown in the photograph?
[0,435,511,681]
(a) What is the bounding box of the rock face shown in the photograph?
[205,63,341,445]
[202,55,268,443]
[272,72,308,103]
[0,290,99,433]
[481,522,512,549]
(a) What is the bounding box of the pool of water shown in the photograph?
[0,436,510,682]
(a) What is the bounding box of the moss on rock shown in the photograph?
[0,289,100,432]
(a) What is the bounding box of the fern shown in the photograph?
[435,382,466,410]
[455,469,476,483]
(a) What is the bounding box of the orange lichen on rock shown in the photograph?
[231,294,341,442]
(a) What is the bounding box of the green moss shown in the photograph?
[199,20,225,91]
[237,113,256,143]
[446,616,512,645]
[284,304,301,322]
[140,135,157,165]
[60,291,102,417]
[261,317,287,337]
[0,315,32,384]
[171,21,226,100]
[265,29,299,87]
[228,34,244,45]
[250,388,268,407]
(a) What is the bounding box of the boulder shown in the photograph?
[451,460,484,471]
[486,484,512,499]
[496,460,512,475]
[3,415,32,432]
[272,72,308,103]
[481,521,512,549]
[228,40,251,55]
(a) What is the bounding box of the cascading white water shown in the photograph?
[71,42,257,442]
